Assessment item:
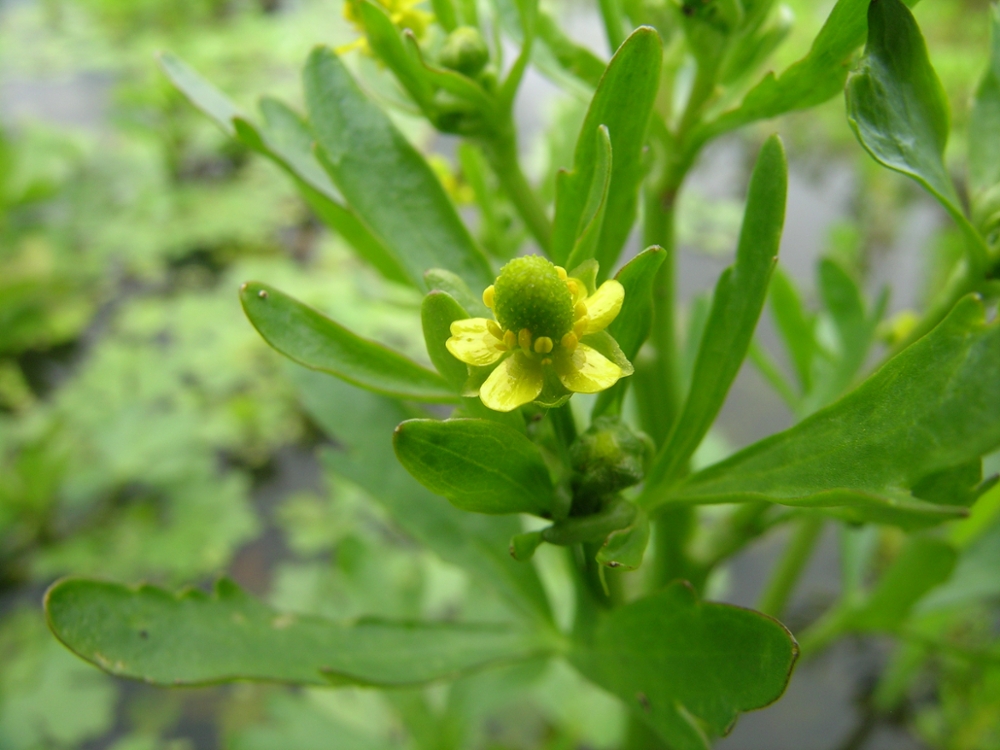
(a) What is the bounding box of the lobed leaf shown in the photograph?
[661,295,1000,528]
[240,282,456,403]
[550,27,661,275]
[572,582,797,749]
[295,370,553,623]
[46,579,551,687]
[845,0,988,271]
[645,135,786,490]
[304,47,493,292]
[393,419,554,516]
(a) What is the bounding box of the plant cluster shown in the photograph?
[5,0,1000,747]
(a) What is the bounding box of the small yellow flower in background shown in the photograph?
[446,256,633,412]
[340,0,433,54]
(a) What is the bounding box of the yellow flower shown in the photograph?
[340,0,433,55]
[446,256,633,412]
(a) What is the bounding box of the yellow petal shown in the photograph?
[446,318,505,366]
[555,343,623,393]
[480,353,544,412]
[583,280,625,334]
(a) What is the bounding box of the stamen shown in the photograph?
[483,285,496,309]
[566,279,580,297]
[503,330,517,349]
[534,336,553,354]
[555,266,567,280]
[487,320,503,339]
[518,328,533,351]
[574,318,589,337]
[561,332,578,352]
[574,302,588,319]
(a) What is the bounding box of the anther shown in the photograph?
[561,332,578,351]
[566,279,580,297]
[503,330,517,349]
[534,336,553,354]
[574,318,589,337]
[555,266,567,280]
[487,320,503,339]
[574,302,588,319]
[483,285,495,309]
[518,328,533,351]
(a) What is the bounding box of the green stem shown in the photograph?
[757,515,824,619]
[652,506,694,588]
[483,131,552,253]
[597,0,626,53]
[796,603,852,658]
[688,501,773,589]
[643,185,680,448]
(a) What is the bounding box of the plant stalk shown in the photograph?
[757,515,825,619]
[483,131,552,253]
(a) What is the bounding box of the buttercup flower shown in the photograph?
[446,256,633,412]
[340,0,433,54]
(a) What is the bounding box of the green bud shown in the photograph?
[438,26,490,77]
[493,255,574,341]
[570,416,647,501]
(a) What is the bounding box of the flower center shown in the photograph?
[492,256,575,343]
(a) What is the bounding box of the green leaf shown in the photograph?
[564,126,613,271]
[431,0,457,30]
[592,247,667,417]
[572,582,797,749]
[595,509,650,570]
[608,246,667,361]
[394,419,554,515]
[848,537,957,631]
[46,578,551,687]
[158,51,409,286]
[536,11,607,89]
[296,370,553,623]
[425,268,490,316]
[692,0,876,147]
[645,135,786,491]
[421,291,470,390]
[304,47,493,292]
[846,0,988,272]
[239,282,456,403]
[250,99,410,286]
[768,267,816,394]
[661,295,1000,528]
[158,52,242,136]
[969,6,1000,235]
[550,27,662,275]
[803,258,883,411]
[359,1,435,111]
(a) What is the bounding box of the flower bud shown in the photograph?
[570,416,648,501]
[438,26,489,77]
